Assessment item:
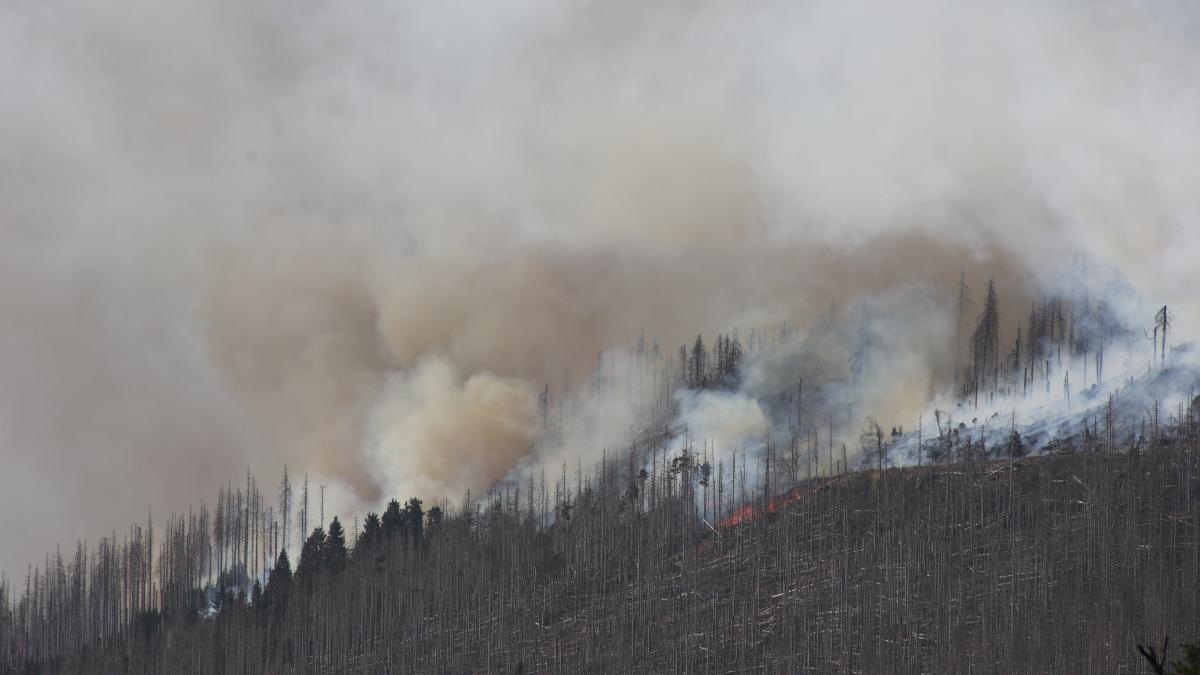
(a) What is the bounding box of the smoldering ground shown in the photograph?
[3,0,1200,575]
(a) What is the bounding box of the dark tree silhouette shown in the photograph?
[264,549,292,622]
[970,278,1001,406]
[323,518,347,574]
[358,512,381,550]
[294,527,325,589]
[689,334,707,389]
[403,498,424,545]
[382,499,405,540]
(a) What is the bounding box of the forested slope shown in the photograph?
[5,445,1198,673]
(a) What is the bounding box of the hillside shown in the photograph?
[6,445,1198,673]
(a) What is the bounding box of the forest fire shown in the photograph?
[719,487,807,527]
[8,0,1200,669]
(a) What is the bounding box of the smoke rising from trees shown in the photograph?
[3,0,1200,575]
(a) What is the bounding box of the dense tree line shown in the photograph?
[5,400,1200,671]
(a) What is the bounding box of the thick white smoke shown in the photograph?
[367,358,538,503]
[672,390,771,465]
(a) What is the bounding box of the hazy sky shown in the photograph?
[2,0,1200,577]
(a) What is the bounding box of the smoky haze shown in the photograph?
[2,0,1199,576]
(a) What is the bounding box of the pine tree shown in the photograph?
[358,512,381,551]
[727,333,743,382]
[382,499,405,540]
[404,498,425,545]
[970,279,1002,406]
[690,334,707,389]
[294,528,325,590]
[264,549,292,622]
[323,518,347,574]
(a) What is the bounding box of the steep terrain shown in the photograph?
[9,446,1198,673]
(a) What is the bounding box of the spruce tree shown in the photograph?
[690,334,707,389]
[264,548,292,621]
[381,499,405,540]
[358,512,381,551]
[294,527,326,589]
[404,498,425,545]
[323,518,347,574]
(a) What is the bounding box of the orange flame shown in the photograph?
[718,487,806,527]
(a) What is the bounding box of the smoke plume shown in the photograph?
[3,0,1200,574]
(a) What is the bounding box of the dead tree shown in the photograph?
[955,269,973,386]
[861,418,886,473]
[850,304,871,392]
[1155,305,1172,367]
[1137,636,1169,674]
[1008,323,1022,397]
[278,466,292,555]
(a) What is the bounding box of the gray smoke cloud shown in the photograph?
[2,0,1200,575]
